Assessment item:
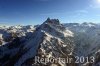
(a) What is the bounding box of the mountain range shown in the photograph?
[0,18,100,66]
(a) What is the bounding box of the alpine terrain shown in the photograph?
[0,18,100,66]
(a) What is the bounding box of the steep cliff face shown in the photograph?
[0,19,100,66]
[21,18,75,66]
[0,18,74,66]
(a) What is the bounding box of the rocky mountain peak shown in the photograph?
[38,18,73,38]
[0,19,100,66]
[40,18,66,32]
[45,17,60,25]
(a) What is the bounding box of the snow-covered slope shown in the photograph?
[0,25,35,45]
[0,19,100,66]
[64,22,100,66]
[0,18,74,66]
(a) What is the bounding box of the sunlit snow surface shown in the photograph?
[0,20,100,66]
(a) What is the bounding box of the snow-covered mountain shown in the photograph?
[64,22,100,66]
[0,25,35,45]
[0,19,100,66]
[0,18,74,66]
